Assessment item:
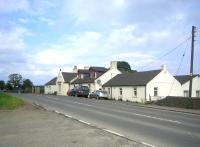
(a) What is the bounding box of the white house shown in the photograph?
[94,61,122,90]
[103,65,182,103]
[56,70,77,95]
[174,74,200,97]
[44,77,57,94]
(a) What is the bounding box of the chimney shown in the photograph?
[73,66,78,73]
[110,61,118,69]
[161,65,167,72]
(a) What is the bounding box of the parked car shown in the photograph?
[67,89,72,96]
[70,86,89,97]
[88,90,108,99]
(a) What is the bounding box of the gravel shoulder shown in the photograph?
[0,103,144,147]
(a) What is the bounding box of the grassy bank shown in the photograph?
[0,93,24,110]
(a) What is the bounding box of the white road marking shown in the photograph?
[78,120,91,125]
[103,129,124,137]
[64,114,72,118]
[71,101,92,107]
[114,109,182,124]
[142,142,154,147]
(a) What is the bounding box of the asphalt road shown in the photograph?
[13,93,200,147]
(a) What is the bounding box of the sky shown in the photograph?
[0,0,200,85]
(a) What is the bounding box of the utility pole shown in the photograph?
[189,26,196,97]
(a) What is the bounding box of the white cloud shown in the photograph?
[0,0,29,13]
[38,16,55,26]
[18,18,28,24]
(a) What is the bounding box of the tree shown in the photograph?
[117,61,131,72]
[8,74,23,89]
[22,79,33,92]
[0,80,5,90]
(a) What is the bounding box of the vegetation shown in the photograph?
[153,96,200,109]
[7,74,23,90]
[0,80,6,90]
[0,93,24,109]
[117,61,131,72]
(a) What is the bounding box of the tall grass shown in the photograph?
[0,93,24,109]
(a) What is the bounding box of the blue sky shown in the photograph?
[0,0,200,85]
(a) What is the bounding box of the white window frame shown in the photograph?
[133,87,137,97]
[196,90,200,97]
[154,87,158,96]
[119,88,122,96]
[183,90,189,97]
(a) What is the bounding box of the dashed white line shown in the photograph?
[142,142,154,147]
[78,120,91,125]
[71,101,92,107]
[103,129,124,137]
[64,114,72,118]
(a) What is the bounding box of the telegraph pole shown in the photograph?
[189,26,196,97]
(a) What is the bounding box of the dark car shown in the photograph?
[70,86,89,97]
[88,90,108,99]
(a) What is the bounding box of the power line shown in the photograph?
[168,38,190,96]
[139,36,192,70]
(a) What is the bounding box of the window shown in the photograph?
[133,88,137,97]
[119,88,122,95]
[108,88,110,94]
[183,90,189,97]
[154,87,158,96]
[196,90,200,97]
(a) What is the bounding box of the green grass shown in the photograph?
[0,93,24,110]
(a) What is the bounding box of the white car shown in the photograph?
[88,90,108,99]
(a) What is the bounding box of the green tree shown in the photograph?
[117,61,131,72]
[0,80,5,90]
[8,74,23,89]
[22,79,33,92]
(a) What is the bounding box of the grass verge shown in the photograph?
[0,93,24,110]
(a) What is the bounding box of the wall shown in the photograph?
[181,76,200,97]
[95,68,121,90]
[105,86,146,103]
[146,69,182,101]
[56,71,70,96]
[44,85,57,94]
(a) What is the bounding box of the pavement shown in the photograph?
[0,103,144,147]
[10,94,200,147]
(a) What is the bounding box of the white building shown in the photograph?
[103,66,182,103]
[44,77,57,94]
[174,74,200,97]
[94,61,122,91]
[56,70,77,95]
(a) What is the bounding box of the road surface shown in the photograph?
[13,93,200,147]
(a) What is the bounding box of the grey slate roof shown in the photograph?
[71,77,94,84]
[78,69,90,74]
[90,67,108,72]
[62,72,77,83]
[45,77,57,85]
[103,70,161,87]
[174,75,198,85]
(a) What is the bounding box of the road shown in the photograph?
[14,93,200,147]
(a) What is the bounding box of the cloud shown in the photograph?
[18,18,28,24]
[38,16,55,26]
[0,0,29,13]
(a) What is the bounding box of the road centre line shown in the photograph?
[43,96,182,124]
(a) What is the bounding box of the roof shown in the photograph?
[71,77,94,84]
[174,74,198,85]
[45,77,57,85]
[78,69,90,74]
[89,66,108,72]
[103,70,161,87]
[62,72,77,82]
